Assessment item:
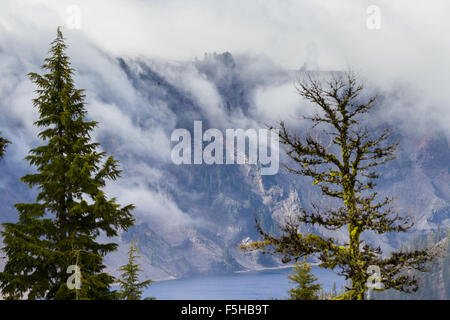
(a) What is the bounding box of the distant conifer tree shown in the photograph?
[118,238,153,300]
[0,28,135,300]
[331,280,337,298]
[287,258,322,300]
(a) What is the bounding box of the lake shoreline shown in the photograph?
[234,264,294,274]
[235,261,321,274]
[151,262,321,283]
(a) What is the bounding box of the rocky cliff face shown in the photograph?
[0,52,448,280]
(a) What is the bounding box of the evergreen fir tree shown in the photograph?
[331,280,337,298]
[117,238,152,300]
[287,258,322,300]
[0,27,135,300]
[241,71,439,299]
[0,132,10,158]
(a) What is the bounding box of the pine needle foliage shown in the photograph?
[117,239,152,300]
[287,258,321,300]
[0,132,10,158]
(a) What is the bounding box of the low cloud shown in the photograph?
[89,99,172,162]
[252,82,304,125]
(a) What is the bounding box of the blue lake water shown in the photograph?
[144,266,344,300]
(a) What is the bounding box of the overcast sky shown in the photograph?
[1,0,449,127]
[0,1,448,68]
